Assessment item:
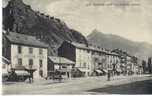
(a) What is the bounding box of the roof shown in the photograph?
[48,56,75,65]
[69,42,120,56]
[107,52,120,56]
[111,48,131,57]
[70,42,107,54]
[2,57,10,64]
[5,32,48,48]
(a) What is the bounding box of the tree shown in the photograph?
[142,60,147,74]
[148,57,152,74]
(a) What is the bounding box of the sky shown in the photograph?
[3,0,152,44]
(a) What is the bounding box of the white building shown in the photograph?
[58,41,92,76]
[3,32,48,79]
[58,41,121,76]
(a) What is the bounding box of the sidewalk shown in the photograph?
[3,74,152,95]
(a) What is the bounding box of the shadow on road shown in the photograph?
[87,79,152,94]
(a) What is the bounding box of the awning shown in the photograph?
[58,68,71,72]
[2,70,9,76]
[102,69,108,73]
[78,68,90,72]
[95,70,103,74]
[15,70,30,76]
[2,57,10,65]
[116,69,122,72]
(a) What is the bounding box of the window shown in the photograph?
[2,65,6,69]
[29,47,33,54]
[62,66,67,69]
[99,53,101,56]
[18,46,22,54]
[29,59,33,66]
[18,58,22,66]
[92,52,95,55]
[39,60,43,68]
[39,48,43,55]
[83,62,86,67]
[39,70,43,77]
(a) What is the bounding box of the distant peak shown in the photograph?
[91,29,105,35]
[92,29,100,33]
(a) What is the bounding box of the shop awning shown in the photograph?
[58,68,71,72]
[2,70,9,76]
[15,70,30,76]
[95,70,103,74]
[102,69,108,73]
[116,69,122,72]
[78,68,90,72]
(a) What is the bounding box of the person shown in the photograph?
[28,70,34,83]
[67,72,69,78]
[107,70,111,81]
[58,72,62,82]
[28,75,32,83]
[9,68,18,81]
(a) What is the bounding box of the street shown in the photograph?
[2,75,152,95]
[87,77,152,94]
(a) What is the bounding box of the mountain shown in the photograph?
[87,29,152,60]
[3,0,87,55]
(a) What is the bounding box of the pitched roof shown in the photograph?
[71,42,107,53]
[48,56,75,65]
[2,56,10,64]
[5,32,48,48]
[70,42,120,56]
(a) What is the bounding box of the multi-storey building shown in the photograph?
[58,41,121,76]
[111,48,139,74]
[3,32,48,79]
[58,41,92,76]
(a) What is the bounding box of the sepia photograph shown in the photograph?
[1,0,152,95]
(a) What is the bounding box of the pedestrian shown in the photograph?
[28,70,34,83]
[107,70,111,81]
[59,72,62,82]
[67,72,69,78]
[28,75,32,83]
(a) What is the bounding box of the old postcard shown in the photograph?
[2,0,152,95]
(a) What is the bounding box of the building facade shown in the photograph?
[48,56,75,78]
[58,41,121,76]
[3,32,48,79]
[58,41,92,76]
[111,48,140,74]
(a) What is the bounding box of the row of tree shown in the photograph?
[142,57,152,74]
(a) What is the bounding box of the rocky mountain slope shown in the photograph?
[3,0,87,55]
[87,29,152,60]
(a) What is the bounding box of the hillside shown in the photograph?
[87,29,152,60]
[3,0,87,55]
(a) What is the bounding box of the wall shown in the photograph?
[58,41,76,62]
[11,44,48,79]
[75,48,92,75]
[2,35,11,60]
[91,51,107,70]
